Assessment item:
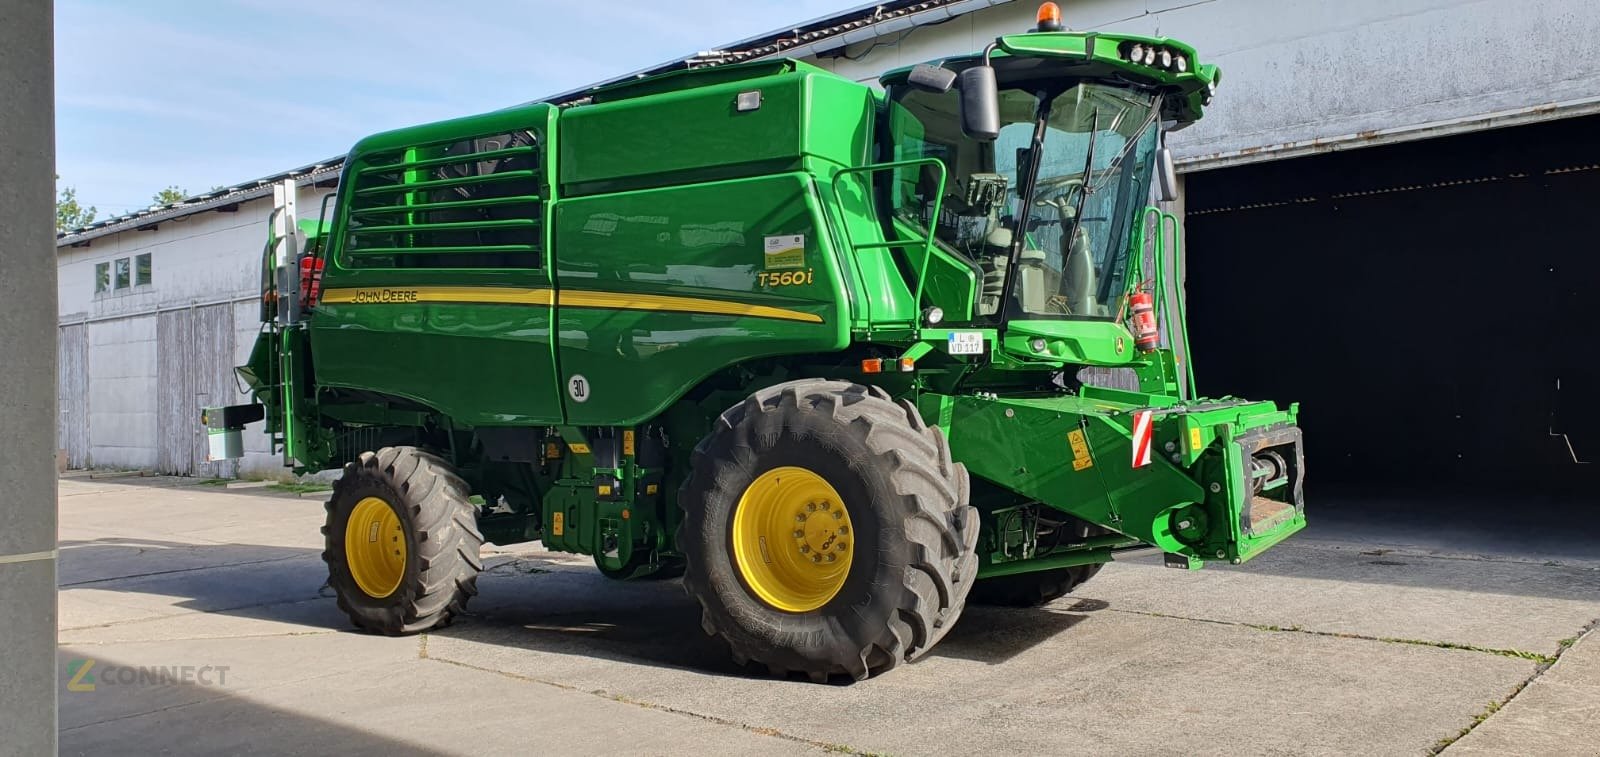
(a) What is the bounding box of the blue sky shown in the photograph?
[55,0,850,216]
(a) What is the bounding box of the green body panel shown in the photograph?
[553,172,848,425]
[930,388,1304,570]
[559,63,872,195]
[309,102,562,426]
[310,301,561,424]
[228,24,1302,583]
[1001,320,1139,366]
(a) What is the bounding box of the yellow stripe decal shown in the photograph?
[320,286,821,323]
[557,290,823,324]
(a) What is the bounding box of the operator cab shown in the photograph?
[879,23,1215,332]
[887,79,1158,321]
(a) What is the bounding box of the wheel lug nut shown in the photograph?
[811,554,822,563]
[795,513,806,522]
[825,553,836,563]
[806,502,817,512]
[820,501,830,510]
[799,545,810,553]
[832,510,842,520]
[838,525,848,534]
[793,529,805,538]
[837,542,848,551]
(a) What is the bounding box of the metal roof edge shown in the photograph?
[57,159,344,248]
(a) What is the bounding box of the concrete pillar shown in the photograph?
[0,1,60,754]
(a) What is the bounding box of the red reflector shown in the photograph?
[861,358,883,374]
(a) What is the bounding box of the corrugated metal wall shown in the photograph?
[57,324,90,468]
[155,304,237,476]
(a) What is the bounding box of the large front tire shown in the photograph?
[322,446,483,635]
[678,380,979,682]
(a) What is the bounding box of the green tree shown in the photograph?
[56,174,97,233]
[152,185,188,205]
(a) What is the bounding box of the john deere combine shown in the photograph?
[215,4,1305,680]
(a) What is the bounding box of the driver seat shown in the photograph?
[1060,225,1097,315]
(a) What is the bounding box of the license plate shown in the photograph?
[947,332,985,355]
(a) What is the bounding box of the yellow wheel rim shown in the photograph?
[732,466,854,613]
[346,496,407,599]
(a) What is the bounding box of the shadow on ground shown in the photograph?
[59,535,1096,679]
[57,649,448,756]
[58,479,1600,683]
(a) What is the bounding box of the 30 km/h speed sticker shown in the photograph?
[947,332,985,355]
[567,375,591,403]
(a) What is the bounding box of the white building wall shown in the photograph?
[58,184,332,474]
[807,0,1600,167]
[85,315,157,468]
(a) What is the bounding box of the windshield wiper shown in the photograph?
[998,90,1053,324]
[1062,107,1101,251]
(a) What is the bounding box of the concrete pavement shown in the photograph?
[57,477,1600,755]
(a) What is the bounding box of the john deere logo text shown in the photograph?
[351,288,419,304]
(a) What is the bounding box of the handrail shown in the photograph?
[1131,205,1196,400]
[829,157,947,316]
[1160,211,1196,399]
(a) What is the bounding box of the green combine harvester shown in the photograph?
[212,3,1305,681]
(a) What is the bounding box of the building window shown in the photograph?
[135,253,152,286]
[114,257,131,290]
[94,262,110,294]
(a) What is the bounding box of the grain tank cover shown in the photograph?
[557,59,873,196]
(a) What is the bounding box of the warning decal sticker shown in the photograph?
[764,234,805,269]
[1068,429,1094,471]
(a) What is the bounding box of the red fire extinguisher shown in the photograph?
[1128,290,1160,352]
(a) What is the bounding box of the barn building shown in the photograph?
[56,0,1600,492]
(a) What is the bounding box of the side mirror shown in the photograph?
[907,64,956,93]
[1155,146,1179,203]
[959,65,1000,141]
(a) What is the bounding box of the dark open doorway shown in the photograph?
[1183,115,1599,534]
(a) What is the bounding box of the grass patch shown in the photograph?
[1432,697,1510,753]
[194,478,231,487]
[1371,636,1555,664]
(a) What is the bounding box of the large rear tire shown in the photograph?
[678,380,979,682]
[322,446,483,635]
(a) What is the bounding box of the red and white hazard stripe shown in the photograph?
[1131,410,1154,468]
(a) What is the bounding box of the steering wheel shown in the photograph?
[1032,175,1086,220]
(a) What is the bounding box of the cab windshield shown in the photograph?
[887,78,1160,321]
